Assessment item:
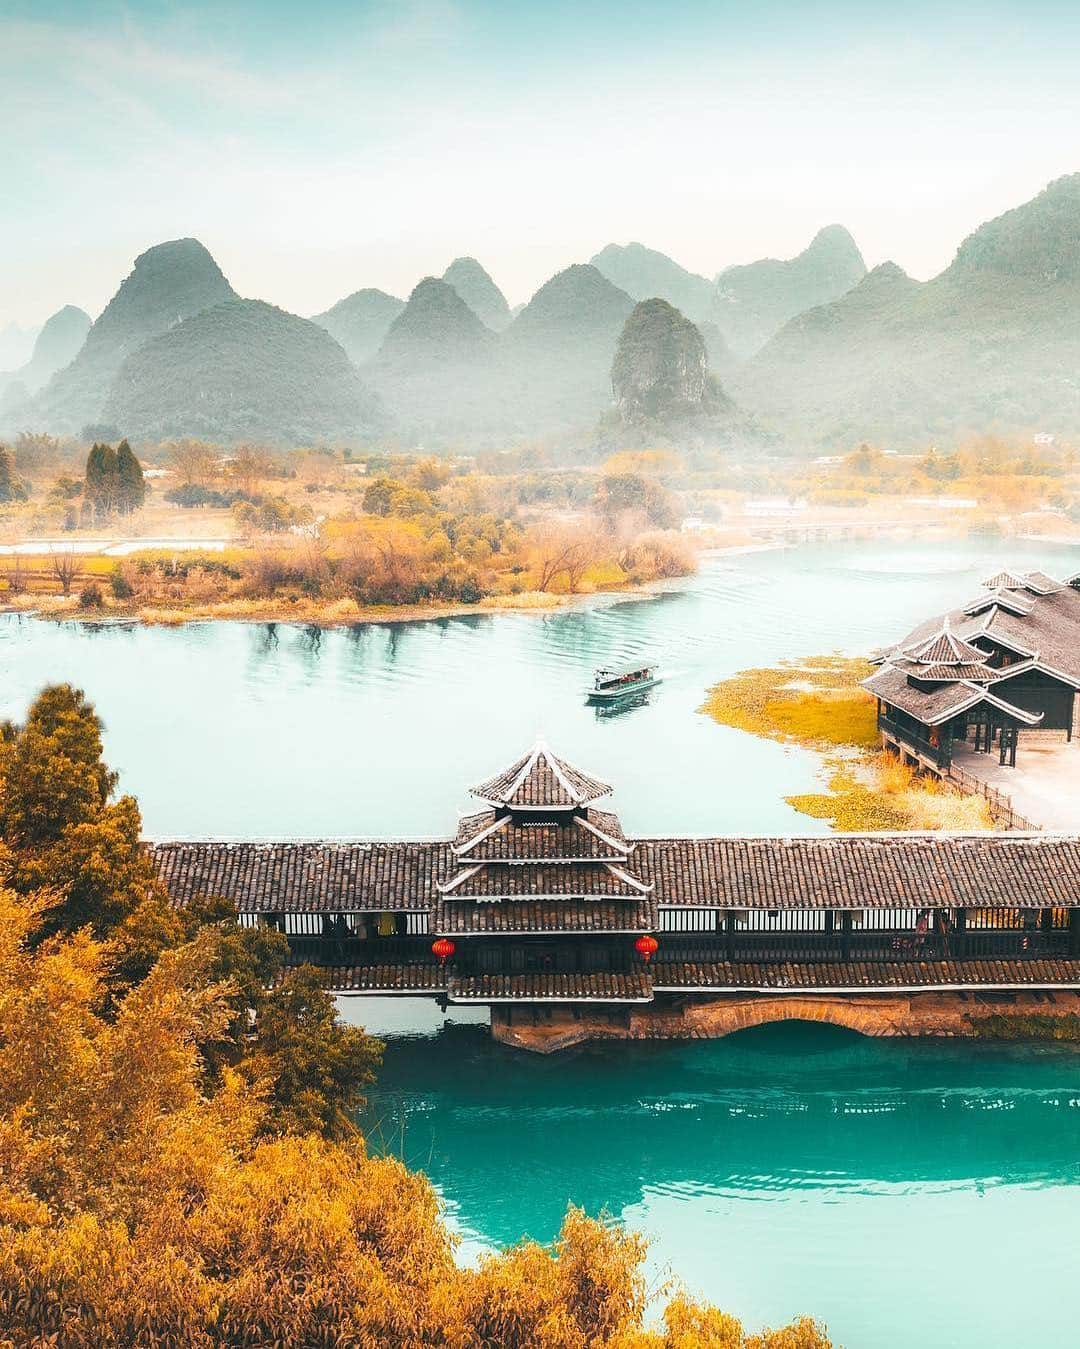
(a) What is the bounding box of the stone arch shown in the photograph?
[683,996,898,1039]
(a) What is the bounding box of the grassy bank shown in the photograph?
[701,656,993,831]
[969,1014,1080,1042]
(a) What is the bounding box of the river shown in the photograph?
[3,535,1079,1347]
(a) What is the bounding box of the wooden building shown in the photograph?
[152,740,1080,1013]
[864,568,1080,769]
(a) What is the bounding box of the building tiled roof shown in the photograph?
[471,741,611,809]
[1024,570,1065,595]
[902,617,986,666]
[893,659,993,682]
[634,835,1080,909]
[896,576,1080,684]
[650,957,1080,990]
[963,588,1035,618]
[861,663,1041,726]
[453,810,629,862]
[449,971,653,1002]
[435,897,656,935]
[438,861,651,900]
[151,841,448,912]
[981,568,1031,591]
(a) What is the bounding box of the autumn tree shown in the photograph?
[528,522,602,593]
[169,437,218,485]
[0,443,27,503]
[0,684,158,940]
[0,879,828,1347]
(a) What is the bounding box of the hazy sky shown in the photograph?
[3,0,1080,326]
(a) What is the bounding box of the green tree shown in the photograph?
[239,962,384,1138]
[84,441,120,519]
[116,438,146,513]
[0,443,28,503]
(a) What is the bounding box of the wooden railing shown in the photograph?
[284,928,1074,973]
[879,714,952,768]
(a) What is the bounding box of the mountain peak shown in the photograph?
[311,288,405,364]
[104,297,380,444]
[611,298,711,424]
[590,243,715,323]
[510,264,635,342]
[442,257,511,331]
[29,237,236,431]
[714,226,866,356]
[376,277,494,366]
[949,172,1080,280]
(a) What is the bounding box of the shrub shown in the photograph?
[78,582,104,610]
[109,569,134,600]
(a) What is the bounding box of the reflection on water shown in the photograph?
[362,1019,1080,1348]
[5,538,1079,840]
[591,689,654,719]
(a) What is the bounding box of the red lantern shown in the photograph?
[635,934,659,964]
[432,937,456,965]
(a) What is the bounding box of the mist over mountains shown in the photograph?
[6,174,1080,451]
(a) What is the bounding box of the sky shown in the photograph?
[3,0,1080,328]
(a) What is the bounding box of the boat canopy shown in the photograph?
[595,662,656,682]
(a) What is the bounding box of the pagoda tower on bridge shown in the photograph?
[435,741,657,1001]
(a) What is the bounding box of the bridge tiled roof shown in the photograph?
[435,897,656,935]
[319,963,449,993]
[650,957,1080,990]
[448,971,652,1003]
[151,840,449,912]
[634,835,1080,909]
[150,833,1080,915]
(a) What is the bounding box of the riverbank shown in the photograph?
[0,570,698,629]
[700,657,993,831]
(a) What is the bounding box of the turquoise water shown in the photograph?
[3,536,1079,839]
[4,535,1080,1346]
[362,1021,1080,1348]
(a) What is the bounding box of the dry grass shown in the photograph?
[702,656,993,833]
[789,755,992,832]
[700,656,879,749]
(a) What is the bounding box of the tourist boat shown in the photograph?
[587,661,662,702]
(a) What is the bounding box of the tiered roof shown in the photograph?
[901,616,987,667]
[438,742,652,923]
[864,565,1080,726]
[470,741,612,810]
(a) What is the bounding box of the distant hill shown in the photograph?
[590,243,716,324]
[365,278,497,437]
[311,288,404,364]
[496,264,636,434]
[731,175,1080,446]
[714,225,867,356]
[1,305,92,412]
[611,299,711,422]
[442,257,511,331]
[0,322,40,371]
[103,299,381,445]
[32,238,236,433]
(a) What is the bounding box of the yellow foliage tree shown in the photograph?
[0,883,832,1348]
